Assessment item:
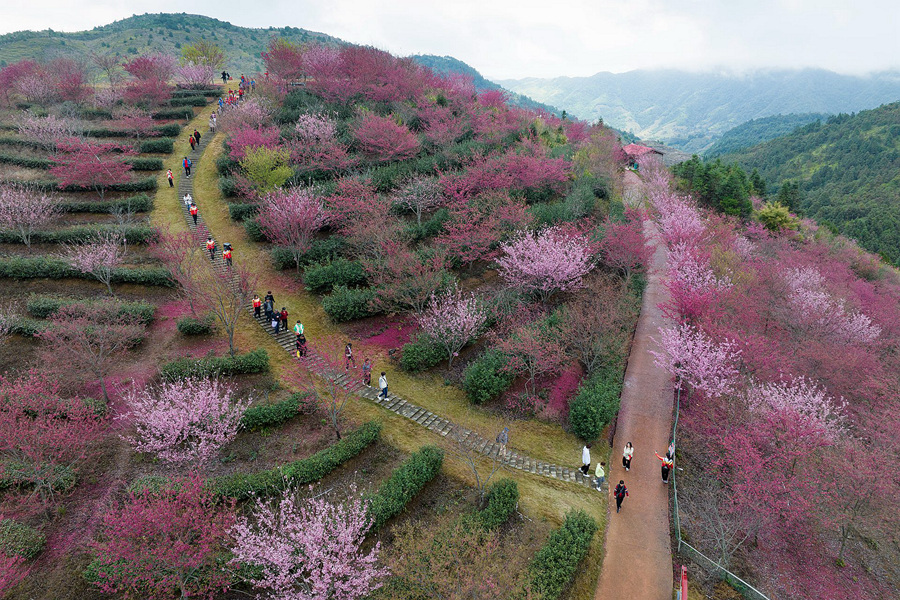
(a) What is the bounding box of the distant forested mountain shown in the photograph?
[497,69,900,153]
[0,13,341,74]
[703,113,829,157]
[721,102,900,263]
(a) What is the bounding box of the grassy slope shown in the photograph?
[184,101,609,599]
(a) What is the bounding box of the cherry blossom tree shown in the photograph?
[64,233,127,295]
[149,226,208,315]
[37,301,145,403]
[496,226,595,302]
[0,60,39,106]
[495,309,568,401]
[652,322,741,398]
[0,370,104,504]
[665,242,732,321]
[435,192,529,265]
[226,125,281,161]
[13,69,56,106]
[218,98,273,133]
[353,113,420,163]
[393,176,444,225]
[50,140,134,200]
[230,485,387,600]
[91,52,124,88]
[48,57,89,102]
[287,336,358,440]
[785,267,881,344]
[367,243,452,314]
[123,53,176,83]
[294,112,337,143]
[174,62,215,88]
[599,210,651,284]
[123,378,250,465]
[257,188,329,273]
[16,113,78,150]
[114,107,156,142]
[0,184,60,247]
[417,286,487,369]
[746,377,845,441]
[90,474,234,599]
[261,38,307,82]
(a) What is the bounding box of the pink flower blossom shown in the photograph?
[652,322,742,398]
[497,226,595,302]
[746,377,846,440]
[417,286,487,369]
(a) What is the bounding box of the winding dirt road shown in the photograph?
[594,170,674,600]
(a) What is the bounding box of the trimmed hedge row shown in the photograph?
[322,285,379,323]
[27,295,156,324]
[160,348,270,381]
[529,510,597,600]
[152,108,194,120]
[399,336,445,373]
[0,461,76,494]
[176,315,215,336]
[4,177,161,194]
[0,224,155,245]
[463,350,515,404]
[0,519,46,559]
[169,96,209,107]
[139,138,174,154]
[304,259,367,294]
[240,393,310,431]
[129,157,164,171]
[172,88,221,98]
[0,257,174,286]
[568,365,623,441]
[243,218,264,242]
[0,152,51,169]
[477,479,519,530]
[7,316,44,337]
[58,194,153,213]
[228,202,258,221]
[210,421,382,500]
[367,445,444,531]
[271,237,347,270]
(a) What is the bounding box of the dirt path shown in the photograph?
[594,170,674,600]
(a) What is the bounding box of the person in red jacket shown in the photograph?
[279,307,288,331]
[252,295,262,318]
[189,134,196,150]
[183,157,192,177]
[655,450,674,484]
[189,202,198,225]
[614,480,629,513]
[223,245,232,267]
[166,169,174,187]
[206,237,216,260]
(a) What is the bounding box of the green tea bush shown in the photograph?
[0,224,155,245]
[228,203,258,221]
[139,138,174,153]
[128,157,164,171]
[160,349,270,381]
[399,336,445,372]
[0,519,46,559]
[219,176,238,197]
[27,295,156,324]
[322,286,378,322]
[211,422,381,500]
[175,315,215,336]
[0,153,51,169]
[155,123,182,137]
[57,194,153,213]
[477,479,519,530]
[529,510,597,600]
[463,350,515,404]
[216,155,239,175]
[0,257,174,286]
[169,96,208,107]
[367,445,443,530]
[240,393,310,431]
[568,366,622,441]
[0,461,76,494]
[151,108,194,120]
[271,237,347,270]
[303,259,367,294]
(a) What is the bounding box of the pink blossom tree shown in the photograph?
[599,210,651,284]
[393,176,444,225]
[367,243,451,314]
[652,322,742,398]
[434,192,529,265]
[114,107,157,142]
[0,184,60,247]
[746,377,845,441]
[785,267,881,344]
[226,125,281,161]
[417,286,487,369]
[218,98,273,134]
[353,113,420,163]
[261,38,307,82]
[174,62,215,88]
[64,233,127,295]
[123,378,250,465]
[294,112,337,143]
[496,226,595,302]
[0,60,39,106]
[0,370,104,504]
[48,57,89,102]
[190,259,258,357]
[257,188,329,273]
[16,113,79,150]
[50,140,134,200]
[14,71,56,106]
[122,52,176,82]
[90,474,234,599]
[665,242,732,321]
[230,486,387,600]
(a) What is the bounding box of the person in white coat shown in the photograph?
[623,442,634,471]
[580,443,592,475]
[378,372,388,399]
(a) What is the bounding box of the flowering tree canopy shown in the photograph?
[497,226,595,302]
[353,113,420,162]
[257,188,329,272]
[392,176,444,225]
[746,378,846,441]
[0,184,60,247]
[417,286,487,368]
[652,322,742,398]
[65,233,127,295]
[50,140,134,200]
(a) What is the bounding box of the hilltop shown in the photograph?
[720,101,900,263]
[703,113,829,157]
[497,68,900,153]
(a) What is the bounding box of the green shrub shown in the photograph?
[528,201,573,227]
[405,208,450,242]
[367,445,443,530]
[139,138,174,153]
[568,367,622,441]
[160,348,270,381]
[0,257,173,286]
[240,393,310,431]
[243,218,265,242]
[463,350,515,404]
[151,108,194,120]
[303,259,367,294]
[322,286,378,322]
[169,96,208,107]
[0,224,155,245]
[399,336,445,372]
[56,176,159,194]
[126,475,176,495]
[0,519,46,559]
[219,176,239,197]
[216,155,239,176]
[211,422,381,500]
[172,88,220,98]
[0,152,52,169]
[155,123,182,137]
[128,157,163,171]
[271,237,347,270]
[477,479,519,530]
[529,510,597,600]
[57,194,153,213]
[228,203,258,221]
[0,461,76,493]
[27,295,156,324]
[176,315,215,336]
[78,108,113,120]
[7,316,44,337]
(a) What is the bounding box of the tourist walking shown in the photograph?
[293,320,304,337]
[206,237,216,260]
[272,313,281,334]
[252,295,262,318]
[580,443,592,475]
[263,298,273,322]
[344,342,356,370]
[496,427,509,458]
[182,193,192,208]
[183,156,192,177]
[279,307,288,331]
[362,358,371,386]
[223,244,232,267]
[193,129,201,144]
[378,372,388,398]
[614,480,629,513]
[166,169,174,187]
[189,202,198,225]
[295,333,307,358]
[623,442,634,471]
[189,134,196,151]
[595,462,606,490]
[655,451,674,484]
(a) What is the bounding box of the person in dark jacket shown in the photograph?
[614,480,629,513]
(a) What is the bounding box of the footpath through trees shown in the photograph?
[594,170,674,600]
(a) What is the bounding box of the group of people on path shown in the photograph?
[579,439,675,513]
[203,235,233,266]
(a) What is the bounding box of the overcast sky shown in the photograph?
[2,0,898,79]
